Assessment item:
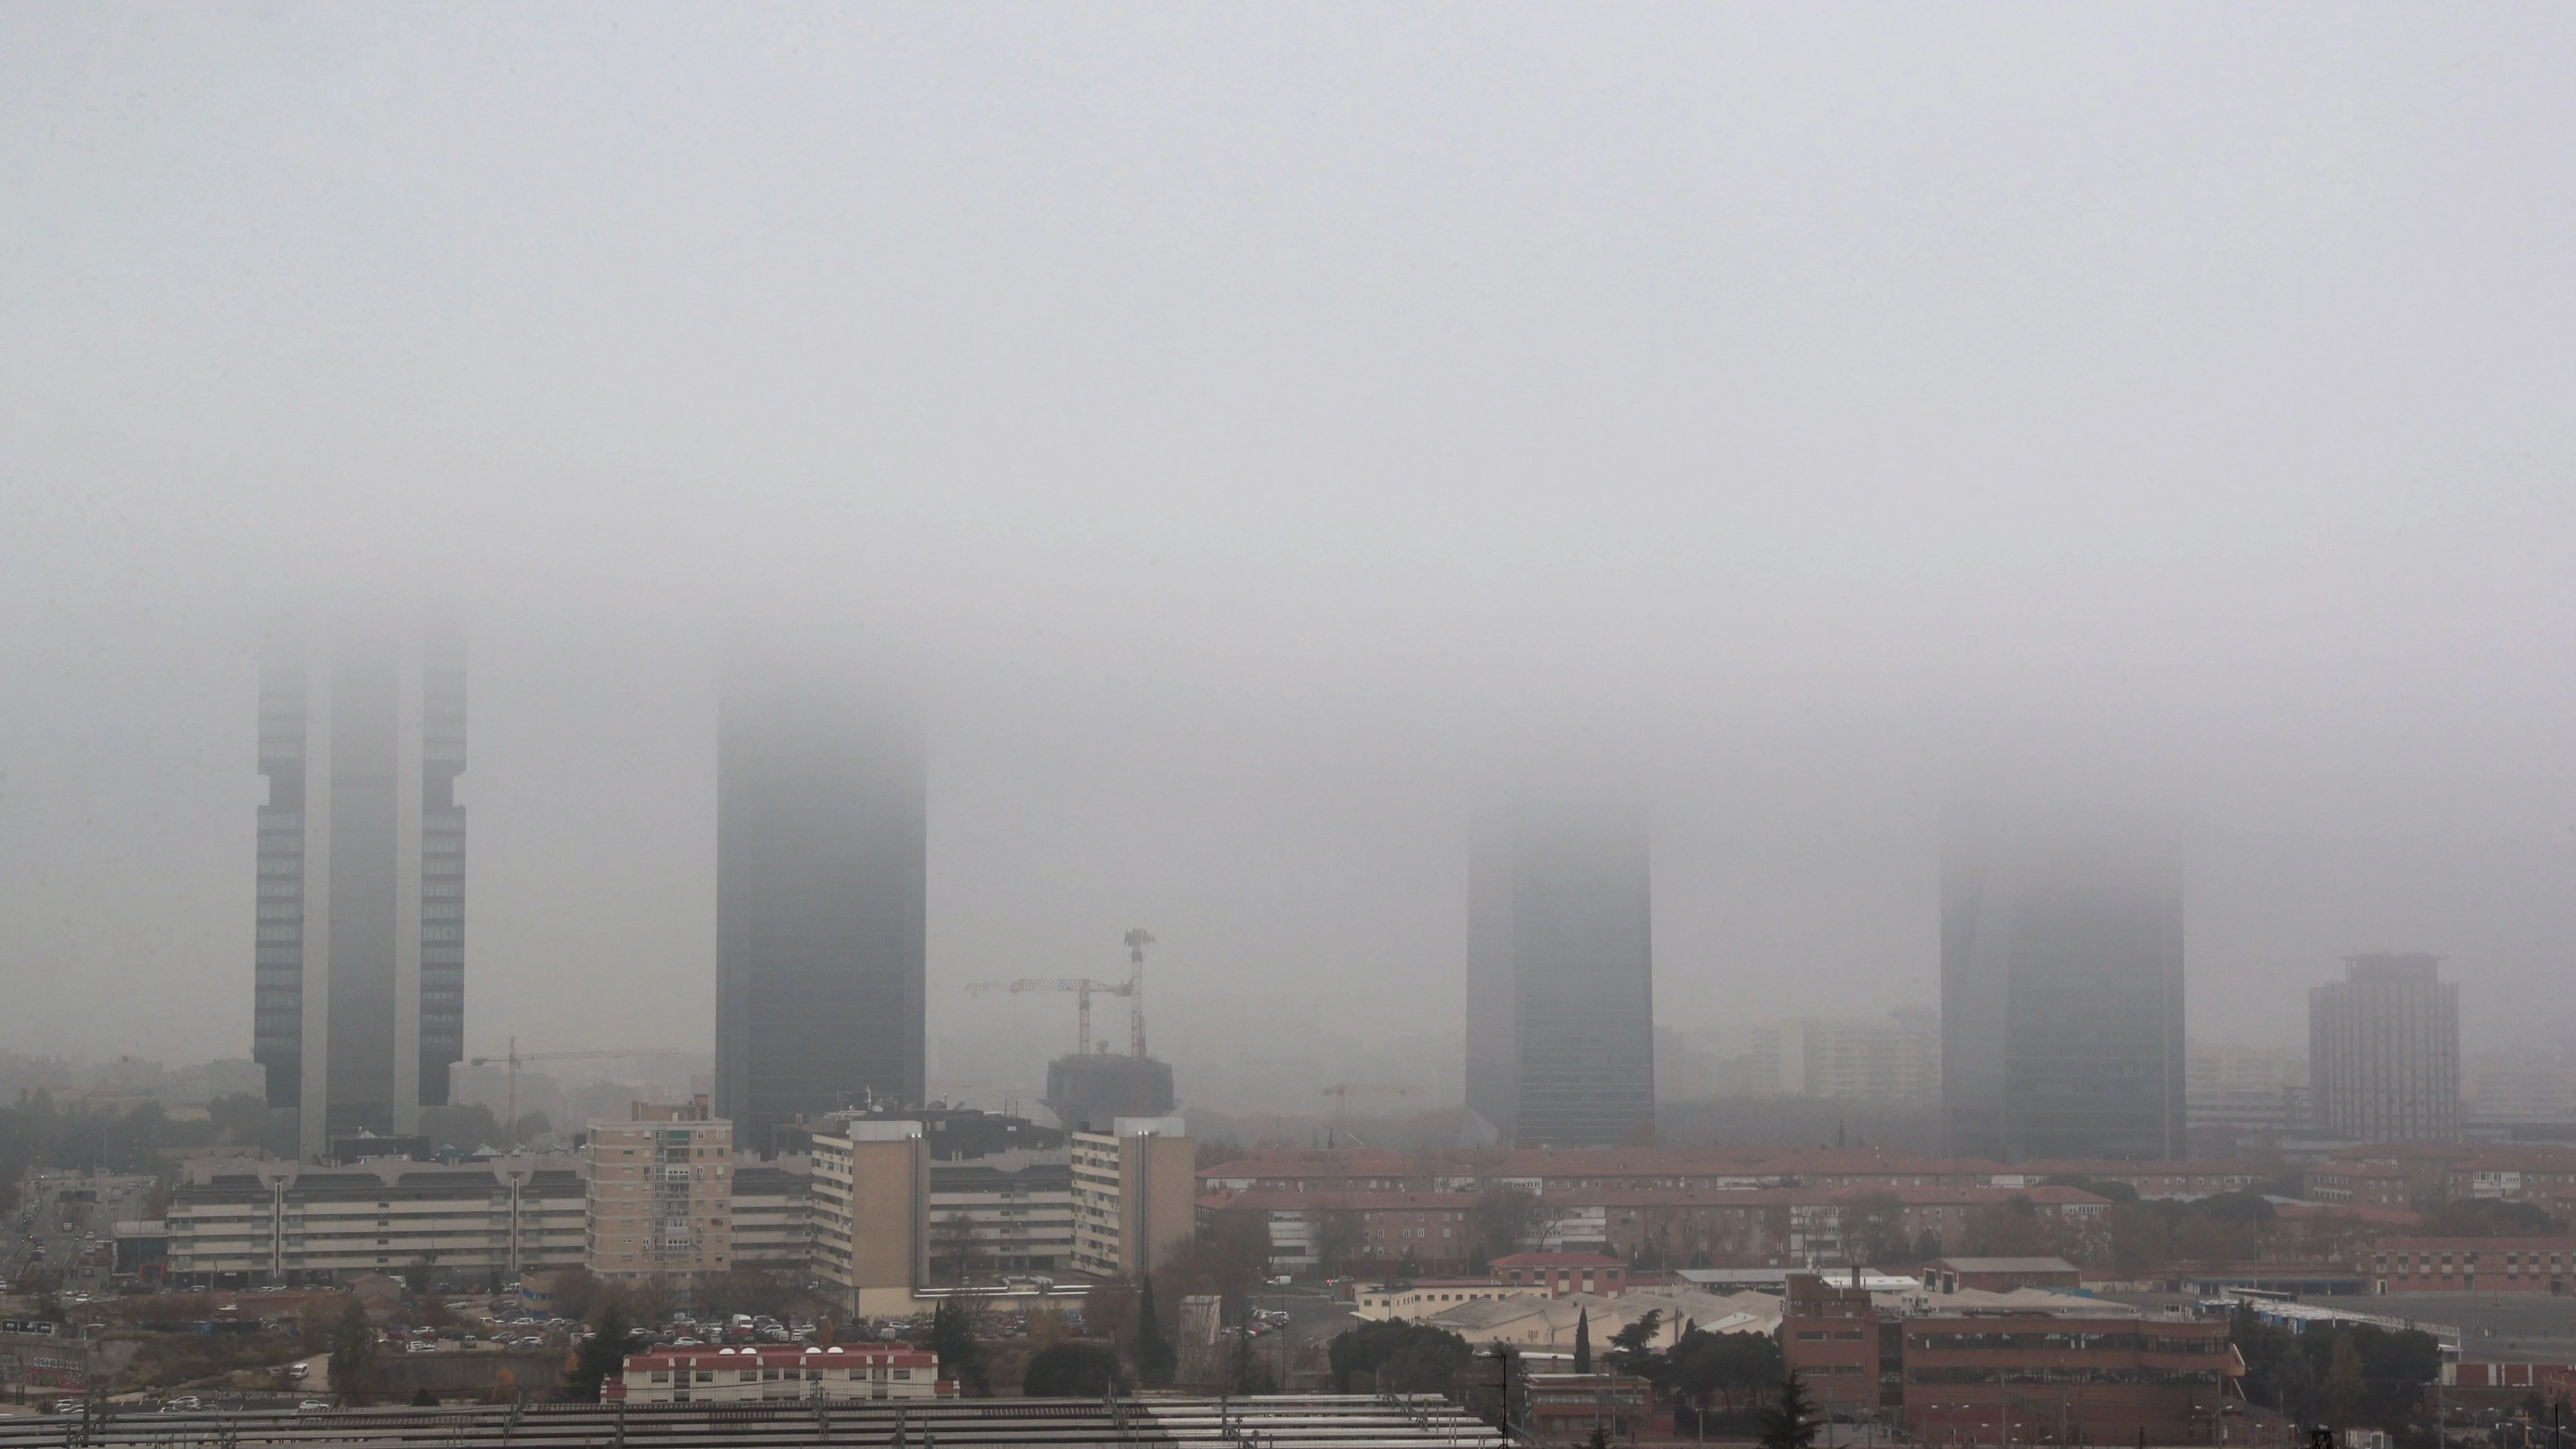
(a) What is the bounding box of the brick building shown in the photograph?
[2364,1237,2576,1294]
[1194,1190,1477,1277]
[1780,1274,2235,1444]
[1492,1252,1630,1297]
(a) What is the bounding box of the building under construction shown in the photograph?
[1044,1052,1176,1133]
[972,929,1179,1133]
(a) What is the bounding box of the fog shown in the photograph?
[3,7,2573,1095]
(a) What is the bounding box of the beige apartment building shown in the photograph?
[1070,1117,1194,1279]
[586,1101,735,1281]
[809,1120,929,1315]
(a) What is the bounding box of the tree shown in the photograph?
[932,1210,990,1285]
[563,1306,629,1401]
[1573,1308,1593,1374]
[931,1296,991,1395]
[1329,1321,1471,1395]
[328,1299,378,1402]
[2323,1333,2367,1429]
[1315,1210,1368,1277]
[1132,1272,1175,1387]
[1758,1370,1820,1449]
[1838,1193,1910,1266]
[1673,1328,1783,1413]
[1961,1194,2053,1257]
[1470,1186,1541,1263]
[1024,1340,1126,1397]
[1606,1310,1662,1379]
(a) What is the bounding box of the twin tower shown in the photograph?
[250,619,928,1162]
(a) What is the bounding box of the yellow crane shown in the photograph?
[466,1038,681,1151]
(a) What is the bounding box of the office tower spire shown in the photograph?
[714,659,926,1150]
[252,612,467,1162]
[1941,803,2184,1162]
[1464,790,1655,1146]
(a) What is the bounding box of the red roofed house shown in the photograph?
[608,1344,948,1403]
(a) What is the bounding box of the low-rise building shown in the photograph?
[609,1344,946,1403]
[1194,1190,1477,1277]
[164,1157,583,1286]
[2306,1162,2416,1210]
[1780,1273,2233,1443]
[1492,1252,1630,1298]
[2364,1237,2576,1294]
[585,1101,734,1282]
[1920,1256,2082,1294]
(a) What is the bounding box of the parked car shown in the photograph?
[298,1400,333,1411]
[51,1400,83,1416]
[286,1363,310,1380]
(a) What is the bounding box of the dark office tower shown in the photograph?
[715,663,926,1151]
[2311,952,2459,1142]
[252,613,467,1163]
[1463,792,1655,1147]
[1941,806,2184,1162]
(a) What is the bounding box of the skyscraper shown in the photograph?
[2310,952,2459,1142]
[1941,806,2184,1162]
[714,663,926,1150]
[1463,793,1654,1146]
[252,614,467,1162]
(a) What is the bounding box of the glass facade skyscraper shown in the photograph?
[1464,794,1655,1147]
[1941,806,2184,1162]
[252,614,467,1162]
[713,664,926,1150]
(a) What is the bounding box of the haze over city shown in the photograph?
[5,4,2574,1086]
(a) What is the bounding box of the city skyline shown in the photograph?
[5,8,2575,1081]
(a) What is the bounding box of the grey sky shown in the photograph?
[3,6,2573,1075]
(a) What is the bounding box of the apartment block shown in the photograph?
[728,1164,812,1271]
[164,1157,582,1286]
[585,1103,735,1281]
[810,1120,929,1315]
[1070,1117,1193,1279]
[927,1153,1073,1281]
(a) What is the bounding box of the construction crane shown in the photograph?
[466,1038,681,1152]
[1122,927,1155,1060]
[961,977,1134,1058]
